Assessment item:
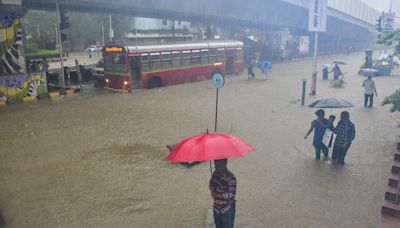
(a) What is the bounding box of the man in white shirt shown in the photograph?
[362,76,377,108]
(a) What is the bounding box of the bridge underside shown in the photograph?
[22,0,374,53]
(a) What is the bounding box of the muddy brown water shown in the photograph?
[1,52,399,227]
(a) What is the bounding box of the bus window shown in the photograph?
[217,48,225,62]
[192,50,201,64]
[162,52,171,67]
[104,52,127,73]
[209,49,217,63]
[150,53,161,68]
[182,51,191,65]
[141,54,149,69]
[201,49,209,63]
[172,51,181,66]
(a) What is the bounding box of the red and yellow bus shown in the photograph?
[103,40,244,91]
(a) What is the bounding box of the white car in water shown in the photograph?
[84,45,102,55]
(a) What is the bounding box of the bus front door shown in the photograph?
[226,50,235,75]
[130,56,141,90]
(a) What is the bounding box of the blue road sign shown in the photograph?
[211,73,224,88]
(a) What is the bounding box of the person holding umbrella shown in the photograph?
[362,75,377,108]
[330,63,343,80]
[166,132,255,228]
[209,159,236,228]
[304,109,330,160]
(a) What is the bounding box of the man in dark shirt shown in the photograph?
[332,111,356,165]
[209,159,236,228]
[330,63,343,80]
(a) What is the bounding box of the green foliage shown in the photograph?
[23,40,39,53]
[377,29,400,55]
[382,89,400,112]
[36,85,46,96]
[331,79,345,88]
[25,49,60,59]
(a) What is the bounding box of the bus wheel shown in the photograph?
[148,77,163,89]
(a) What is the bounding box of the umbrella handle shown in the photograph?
[209,161,213,176]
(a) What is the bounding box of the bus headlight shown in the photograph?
[124,81,128,85]
[105,78,109,83]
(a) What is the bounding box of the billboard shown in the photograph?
[299,36,310,54]
[382,12,395,33]
[308,0,328,32]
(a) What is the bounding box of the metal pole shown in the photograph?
[75,59,83,95]
[390,0,393,13]
[109,15,113,42]
[55,24,58,49]
[37,25,40,41]
[214,88,219,132]
[310,32,318,96]
[171,20,175,38]
[101,26,105,46]
[301,79,307,106]
[56,1,65,89]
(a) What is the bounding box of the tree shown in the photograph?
[24,10,135,51]
[377,29,400,54]
[382,89,400,112]
[24,10,58,50]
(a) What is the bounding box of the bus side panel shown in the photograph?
[234,61,244,74]
[142,65,224,89]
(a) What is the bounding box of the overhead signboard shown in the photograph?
[105,47,123,53]
[308,0,328,32]
[382,12,395,33]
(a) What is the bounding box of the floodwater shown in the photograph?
[1,52,399,228]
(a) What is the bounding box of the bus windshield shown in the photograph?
[104,52,127,73]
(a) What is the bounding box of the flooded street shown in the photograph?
[1,52,399,228]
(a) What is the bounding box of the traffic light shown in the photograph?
[60,33,67,41]
[59,7,70,30]
[376,16,382,32]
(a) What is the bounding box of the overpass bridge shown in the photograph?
[21,0,379,53]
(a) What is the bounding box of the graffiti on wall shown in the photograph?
[0,72,47,101]
[0,4,47,102]
[0,5,27,75]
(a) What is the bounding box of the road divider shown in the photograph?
[22,96,37,103]
[49,92,61,97]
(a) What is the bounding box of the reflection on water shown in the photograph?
[0,52,399,227]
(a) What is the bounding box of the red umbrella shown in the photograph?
[166,133,255,163]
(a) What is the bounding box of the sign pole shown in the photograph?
[210,71,225,175]
[311,31,318,95]
[308,0,326,96]
[215,88,219,132]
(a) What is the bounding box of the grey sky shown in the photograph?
[361,0,399,14]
